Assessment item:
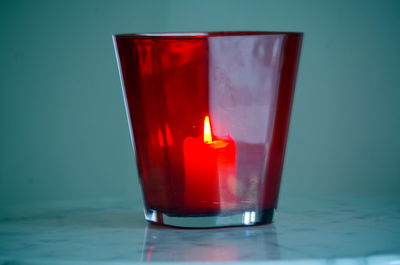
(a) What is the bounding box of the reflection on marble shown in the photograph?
[142,224,280,262]
[0,196,400,264]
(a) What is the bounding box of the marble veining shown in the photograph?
[0,196,399,264]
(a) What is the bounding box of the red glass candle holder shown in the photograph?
[114,31,302,228]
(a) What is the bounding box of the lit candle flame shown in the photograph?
[203,116,212,144]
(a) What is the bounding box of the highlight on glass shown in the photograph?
[113,31,303,228]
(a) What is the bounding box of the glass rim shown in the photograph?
[113,31,303,39]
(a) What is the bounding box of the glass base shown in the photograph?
[144,208,274,228]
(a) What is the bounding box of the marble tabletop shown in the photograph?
[0,195,399,265]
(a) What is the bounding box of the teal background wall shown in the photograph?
[1,0,399,207]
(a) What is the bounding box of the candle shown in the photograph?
[183,116,237,211]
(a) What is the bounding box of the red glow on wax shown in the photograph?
[183,116,237,211]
